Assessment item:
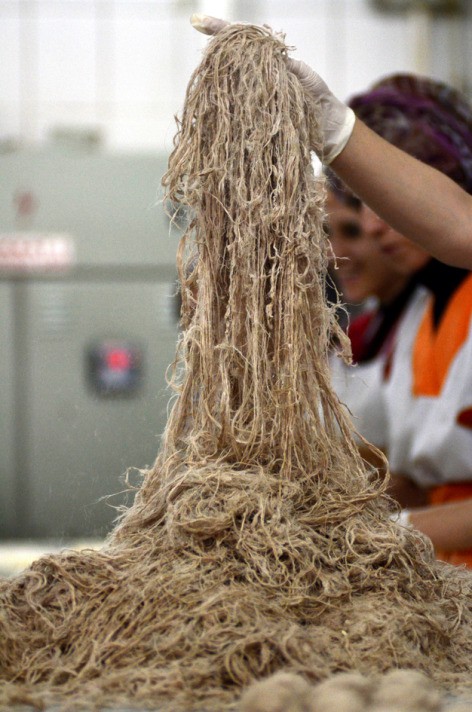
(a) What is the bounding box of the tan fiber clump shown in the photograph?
[312,670,443,712]
[310,672,376,712]
[371,669,442,710]
[239,672,315,712]
[1,22,472,712]
[240,670,461,712]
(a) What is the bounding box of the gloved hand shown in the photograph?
[190,14,356,165]
[190,14,228,35]
[390,508,412,528]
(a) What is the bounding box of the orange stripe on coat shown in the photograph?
[413,274,472,397]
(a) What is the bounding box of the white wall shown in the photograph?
[0,0,205,152]
[1,0,471,153]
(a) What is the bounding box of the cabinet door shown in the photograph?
[23,277,178,539]
[0,283,16,537]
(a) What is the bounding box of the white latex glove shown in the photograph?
[390,509,412,528]
[190,14,356,165]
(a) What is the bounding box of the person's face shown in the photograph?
[327,191,408,305]
[360,205,430,276]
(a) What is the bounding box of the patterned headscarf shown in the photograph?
[349,73,472,194]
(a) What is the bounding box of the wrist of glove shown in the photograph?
[190,14,355,165]
[318,94,356,165]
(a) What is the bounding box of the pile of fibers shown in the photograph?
[2,23,472,712]
[240,670,472,712]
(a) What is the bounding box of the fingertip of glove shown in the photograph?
[190,14,211,34]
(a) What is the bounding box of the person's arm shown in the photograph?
[332,120,472,270]
[191,15,472,269]
[407,499,472,552]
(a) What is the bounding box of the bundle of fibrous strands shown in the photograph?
[240,670,472,712]
[1,22,472,712]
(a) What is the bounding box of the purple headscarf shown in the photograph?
[349,73,472,194]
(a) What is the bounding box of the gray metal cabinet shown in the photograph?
[0,150,182,539]
[1,273,179,539]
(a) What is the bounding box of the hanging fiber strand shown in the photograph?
[1,23,472,712]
